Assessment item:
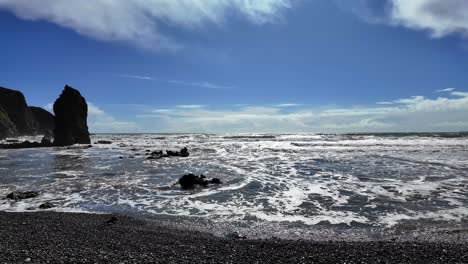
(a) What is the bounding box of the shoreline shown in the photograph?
[1,211,467,263]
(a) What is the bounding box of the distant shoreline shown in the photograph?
[1,211,467,263]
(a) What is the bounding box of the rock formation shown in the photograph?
[53,85,91,146]
[0,105,17,140]
[29,106,55,134]
[178,174,222,189]
[0,87,36,135]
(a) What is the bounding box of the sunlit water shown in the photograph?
[1,133,468,233]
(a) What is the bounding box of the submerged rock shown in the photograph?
[147,147,190,160]
[178,174,222,189]
[95,140,113,144]
[39,202,55,209]
[53,85,91,146]
[6,191,39,200]
[0,140,51,149]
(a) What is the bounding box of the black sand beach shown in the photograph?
[0,212,467,263]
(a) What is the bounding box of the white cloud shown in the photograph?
[436,88,456,92]
[0,0,293,51]
[43,101,137,132]
[118,74,156,81]
[390,0,468,39]
[135,90,468,133]
[168,80,233,89]
[176,104,206,109]
[273,103,302,107]
[343,0,468,41]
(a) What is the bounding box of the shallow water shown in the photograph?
[1,133,467,232]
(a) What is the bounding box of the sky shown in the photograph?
[1,0,468,133]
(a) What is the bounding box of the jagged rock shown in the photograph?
[41,130,54,145]
[210,178,222,184]
[53,85,91,146]
[0,87,36,135]
[0,105,17,140]
[0,140,51,149]
[178,174,222,189]
[29,106,55,134]
[6,191,39,200]
[180,147,189,157]
[147,148,190,160]
[166,147,190,157]
[95,140,112,144]
[39,202,55,209]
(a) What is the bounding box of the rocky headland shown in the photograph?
[0,85,90,147]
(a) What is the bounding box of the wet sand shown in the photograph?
[0,212,467,263]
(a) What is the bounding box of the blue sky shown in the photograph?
[1,0,468,133]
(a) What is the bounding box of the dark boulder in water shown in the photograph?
[39,202,55,209]
[178,174,222,189]
[180,147,189,157]
[53,85,91,146]
[0,87,36,136]
[179,174,208,189]
[147,148,190,160]
[95,140,113,144]
[210,178,222,184]
[0,140,51,149]
[6,191,39,200]
[29,106,55,135]
[166,147,190,157]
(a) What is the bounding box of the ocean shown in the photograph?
[1,133,467,239]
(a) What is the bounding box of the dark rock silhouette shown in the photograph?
[147,147,190,160]
[53,85,91,146]
[29,106,55,135]
[95,140,112,144]
[39,202,55,209]
[41,130,54,145]
[0,87,36,135]
[178,174,222,189]
[6,191,39,200]
[0,140,52,149]
[0,105,17,139]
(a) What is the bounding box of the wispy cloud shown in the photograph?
[168,80,233,90]
[273,103,302,107]
[0,0,293,51]
[115,73,233,90]
[118,74,156,81]
[176,105,206,109]
[436,88,456,92]
[133,89,468,133]
[340,0,468,42]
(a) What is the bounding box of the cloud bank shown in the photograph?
[343,0,468,40]
[125,89,468,133]
[390,0,468,38]
[0,0,292,51]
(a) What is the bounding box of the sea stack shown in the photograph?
[53,85,91,146]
